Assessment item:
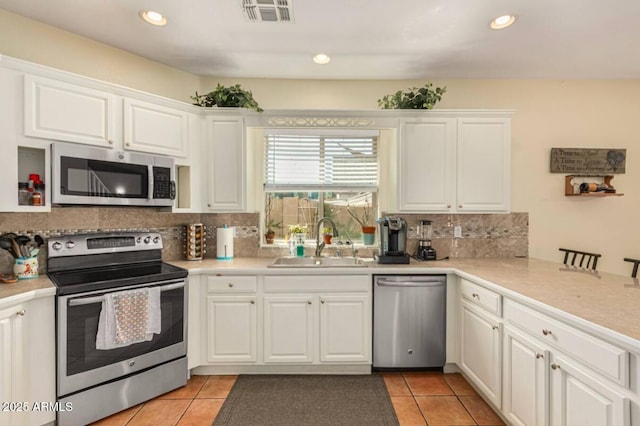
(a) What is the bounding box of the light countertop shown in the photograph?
[3,257,639,349]
[172,257,640,347]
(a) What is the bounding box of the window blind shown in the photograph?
[264,134,378,191]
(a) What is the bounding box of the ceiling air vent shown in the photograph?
[242,0,294,23]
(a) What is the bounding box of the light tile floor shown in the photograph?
[91,372,505,426]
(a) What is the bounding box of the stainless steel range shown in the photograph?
[47,232,189,426]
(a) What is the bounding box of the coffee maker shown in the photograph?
[377,216,410,264]
[416,220,437,261]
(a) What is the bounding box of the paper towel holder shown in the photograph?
[217,224,235,260]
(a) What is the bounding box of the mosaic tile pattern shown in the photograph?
[0,210,528,274]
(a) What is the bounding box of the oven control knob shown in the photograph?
[136,237,142,243]
[153,236,160,244]
[144,236,151,244]
[65,241,75,249]
[52,241,62,250]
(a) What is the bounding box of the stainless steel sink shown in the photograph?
[269,256,370,268]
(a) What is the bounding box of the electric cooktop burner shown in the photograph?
[47,232,188,296]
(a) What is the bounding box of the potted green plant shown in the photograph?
[322,227,333,244]
[346,201,376,245]
[191,83,264,112]
[377,83,446,110]
[264,197,280,244]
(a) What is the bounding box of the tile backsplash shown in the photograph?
[0,208,527,274]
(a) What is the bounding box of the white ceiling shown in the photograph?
[1,0,640,80]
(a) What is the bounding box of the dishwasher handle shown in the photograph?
[376,279,445,288]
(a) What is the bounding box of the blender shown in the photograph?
[416,220,437,261]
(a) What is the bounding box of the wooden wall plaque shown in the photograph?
[550,148,626,174]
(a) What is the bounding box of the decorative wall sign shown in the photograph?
[550,148,626,174]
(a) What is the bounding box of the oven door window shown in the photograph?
[66,287,183,376]
[60,156,149,199]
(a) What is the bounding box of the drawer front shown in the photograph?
[264,275,369,293]
[207,276,257,293]
[504,299,629,387]
[460,278,502,316]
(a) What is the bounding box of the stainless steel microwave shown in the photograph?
[51,142,176,207]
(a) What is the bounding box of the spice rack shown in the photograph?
[185,223,206,260]
[564,175,624,197]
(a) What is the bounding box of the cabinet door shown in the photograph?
[503,325,549,426]
[319,295,369,362]
[456,118,511,212]
[263,296,313,363]
[0,305,24,426]
[207,296,257,363]
[550,355,630,426]
[459,301,502,408]
[398,118,456,212]
[206,116,246,211]
[123,98,188,157]
[24,74,117,147]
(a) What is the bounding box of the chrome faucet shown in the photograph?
[315,217,339,257]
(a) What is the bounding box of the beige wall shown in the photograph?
[3,9,640,275]
[0,9,202,102]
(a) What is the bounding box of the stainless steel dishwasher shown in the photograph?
[373,275,446,369]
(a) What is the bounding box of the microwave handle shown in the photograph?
[170,181,176,200]
[148,165,154,200]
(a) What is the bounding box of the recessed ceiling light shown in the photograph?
[313,53,331,65]
[139,9,167,26]
[490,14,516,30]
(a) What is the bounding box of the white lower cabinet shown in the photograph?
[0,304,25,426]
[205,276,258,364]
[503,299,631,426]
[263,296,314,363]
[200,274,371,370]
[207,296,257,363]
[319,295,368,362]
[0,296,55,426]
[459,300,502,409]
[263,293,369,364]
[503,325,549,426]
[550,354,630,426]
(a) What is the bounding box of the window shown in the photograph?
[263,129,379,243]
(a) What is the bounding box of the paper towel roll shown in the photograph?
[216,226,234,260]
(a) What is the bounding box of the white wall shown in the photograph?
[3,9,640,275]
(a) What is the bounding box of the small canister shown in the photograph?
[14,257,39,279]
[18,182,30,205]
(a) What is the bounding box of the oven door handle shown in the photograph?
[68,282,185,307]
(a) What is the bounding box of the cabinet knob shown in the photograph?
[542,329,553,336]
[551,363,561,370]
[492,325,499,330]
[250,300,255,304]
[472,293,479,298]
[535,353,544,359]
[458,205,463,209]
[16,309,26,316]
[108,140,113,145]
[447,204,452,208]
[125,142,131,146]
[321,299,325,304]
[307,300,312,305]
[228,283,234,287]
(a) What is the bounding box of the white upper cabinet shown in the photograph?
[24,74,117,148]
[205,116,246,212]
[123,97,188,157]
[398,113,511,213]
[456,117,511,212]
[398,118,457,212]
